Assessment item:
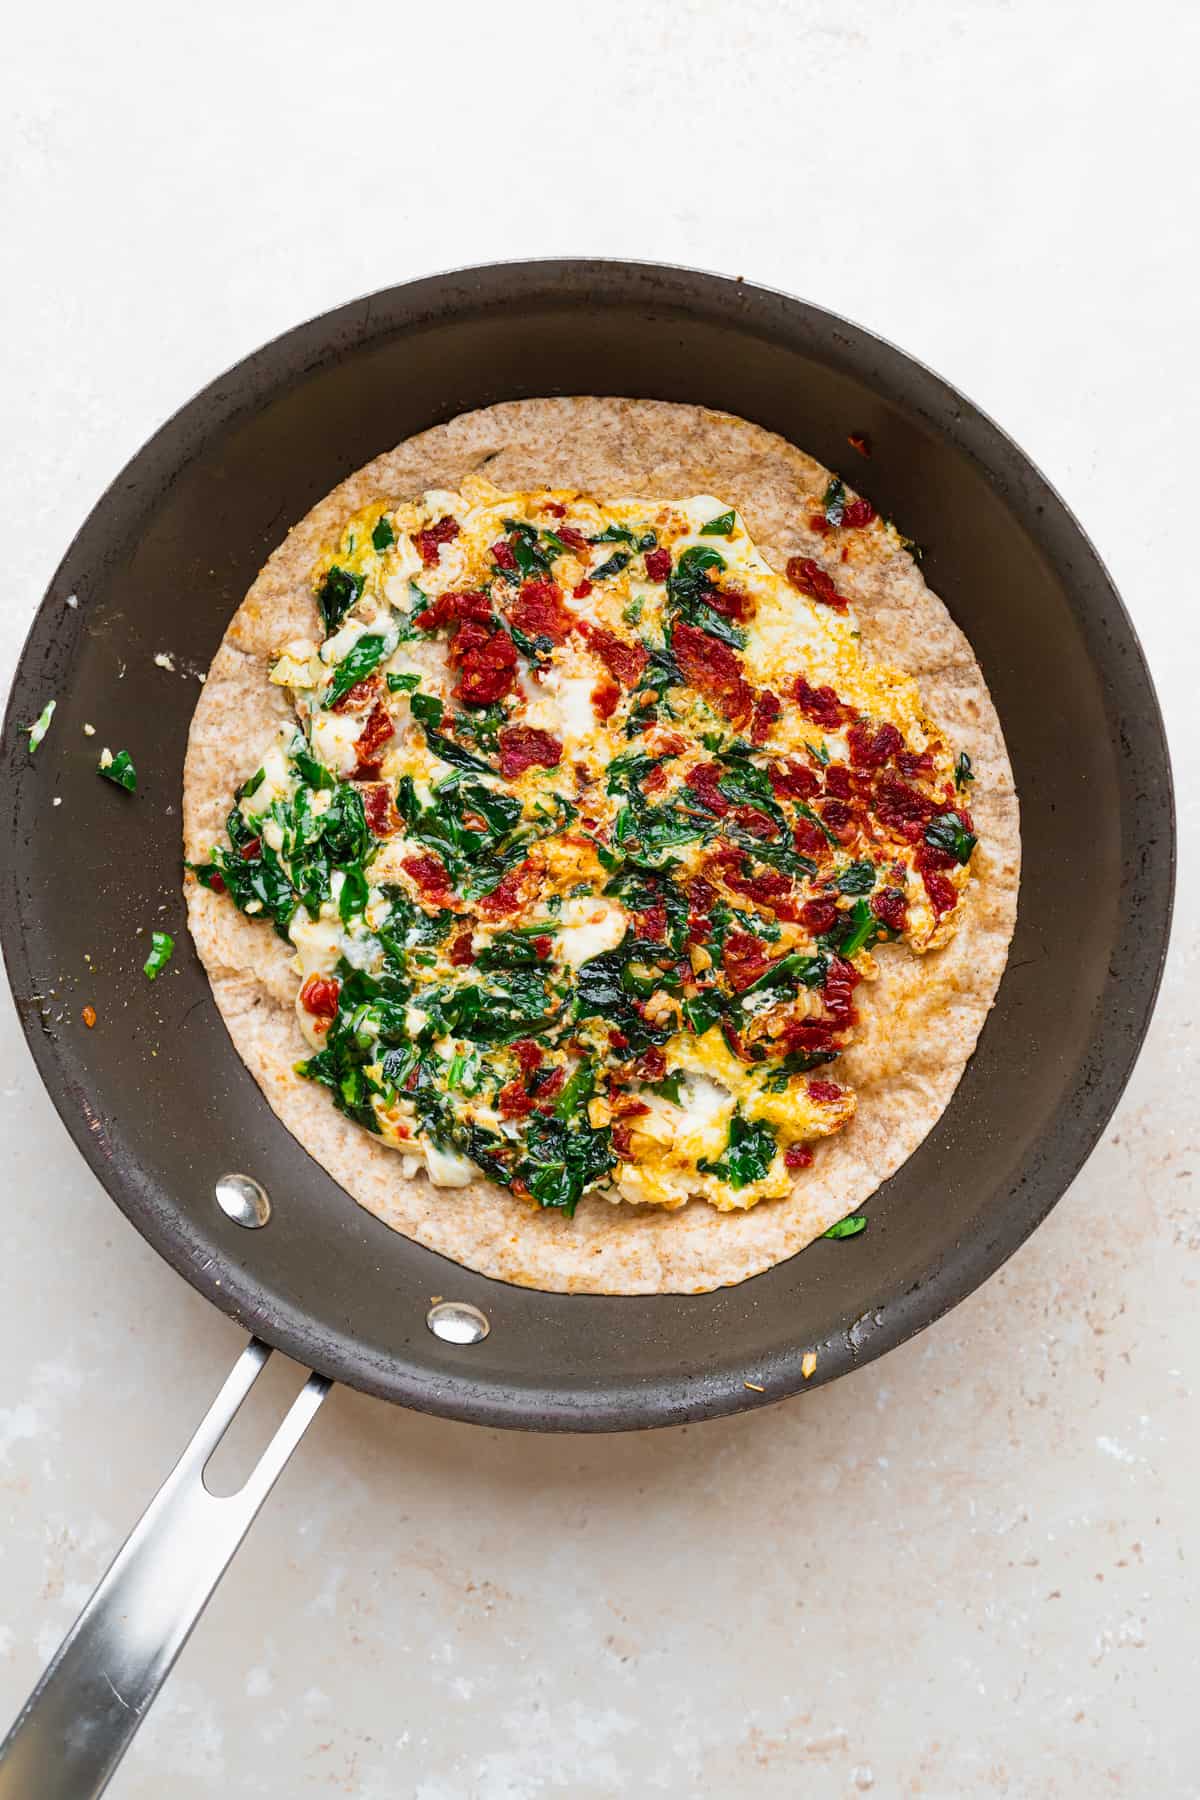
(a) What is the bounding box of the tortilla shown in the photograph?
[183,399,1019,1294]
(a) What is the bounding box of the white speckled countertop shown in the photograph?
[2,2,1196,1793]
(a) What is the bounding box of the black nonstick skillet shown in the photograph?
[0,261,1173,1797]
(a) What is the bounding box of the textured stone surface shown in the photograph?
[1,1,1196,1793]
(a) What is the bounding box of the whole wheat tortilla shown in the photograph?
[183,399,1019,1294]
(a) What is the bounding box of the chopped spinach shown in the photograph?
[324,634,389,708]
[821,478,846,527]
[835,860,877,896]
[99,748,137,792]
[590,549,632,581]
[143,930,174,980]
[824,1215,867,1239]
[408,694,495,773]
[316,566,363,633]
[700,510,737,536]
[28,699,55,754]
[954,751,975,791]
[700,1112,777,1189]
[514,1111,613,1215]
[371,515,395,552]
[924,811,976,865]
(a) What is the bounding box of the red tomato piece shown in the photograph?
[498,725,563,779]
[300,973,340,1020]
[786,557,847,611]
[412,515,460,567]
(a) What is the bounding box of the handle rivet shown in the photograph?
[426,1300,490,1345]
[215,1173,271,1229]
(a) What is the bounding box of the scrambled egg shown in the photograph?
[194,480,978,1219]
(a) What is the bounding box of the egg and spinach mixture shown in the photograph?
[191,478,978,1218]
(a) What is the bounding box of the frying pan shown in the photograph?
[0,261,1173,1796]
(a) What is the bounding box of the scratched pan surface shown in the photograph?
[0,261,1174,1431]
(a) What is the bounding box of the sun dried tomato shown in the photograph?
[207,871,226,893]
[552,524,588,556]
[707,585,752,620]
[874,775,936,838]
[490,539,518,571]
[672,621,754,726]
[512,1039,543,1079]
[726,866,794,908]
[896,747,935,781]
[612,1123,637,1159]
[354,701,395,777]
[780,1018,837,1056]
[684,761,730,816]
[808,1079,844,1104]
[916,842,957,875]
[644,547,672,582]
[923,870,957,917]
[592,674,620,721]
[751,689,782,745]
[871,887,907,932]
[533,1067,567,1111]
[848,720,903,770]
[509,578,573,644]
[801,897,839,935]
[689,876,716,912]
[448,928,475,966]
[734,805,776,838]
[542,500,566,518]
[794,818,827,857]
[413,515,461,567]
[479,859,536,917]
[446,620,492,665]
[770,759,820,801]
[579,619,647,687]
[456,629,519,706]
[413,588,492,632]
[331,671,386,714]
[785,1142,814,1170]
[300,973,340,1020]
[498,1079,535,1119]
[642,763,668,795]
[639,905,668,941]
[651,731,688,758]
[608,1028,629,1050]
[823,764,853,799]
[821,798,853,829]
[722,931,773,991]
[841,498,876,528]
[822,957,860,1027]
[403,851,452,899]
[360,781,400,836]
[573,579,594,600]
[498,725,563,779]
[635,1046,667,1082]
[533,936,553,960]
[791,677,851,730]
[786,558,847,611]
[238,836,261,861]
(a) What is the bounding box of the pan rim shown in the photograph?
[0,259,1175,1430]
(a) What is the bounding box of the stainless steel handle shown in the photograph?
[0,1338,330,1799]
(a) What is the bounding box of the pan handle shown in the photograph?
[0,1337,330,1799]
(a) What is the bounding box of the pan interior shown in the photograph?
[0,262,1172,1428]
